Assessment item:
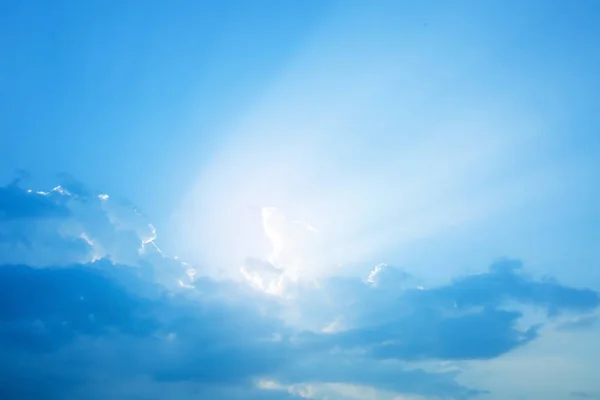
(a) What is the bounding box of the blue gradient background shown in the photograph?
[1,1,599,399]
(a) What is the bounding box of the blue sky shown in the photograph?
[1,1,600,399]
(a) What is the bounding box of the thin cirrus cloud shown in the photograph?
[1,177,598,399]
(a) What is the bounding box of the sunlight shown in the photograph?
[4,1,599,398]
[171,1,551,286]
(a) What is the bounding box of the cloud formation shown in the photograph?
[0,178,598,399]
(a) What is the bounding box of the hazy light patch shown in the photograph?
[261,206,321,277]
[175,76,548,285]
[172,4,561,283]
[79,232,94,246]
[459,328,600,399]
[177,279,195,289]
[293,220,319,234]
[237,206,323,294]
[256,379,283,390]
[256,380,430,400]
[322,317,344,333]
[261,206,286,265]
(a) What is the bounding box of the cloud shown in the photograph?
[0,262,478,398]
[0,178,598,399]
[0,179,70,221]
[0,259,474,399]
[0,262,154,352]
[294,260,598,361]
[0,177,173,275]
[557,314,599,331]
[571,392,600,399]
[0,260,290,397]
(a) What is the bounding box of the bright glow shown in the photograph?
[261,206,286,264]
[171,4,562,287]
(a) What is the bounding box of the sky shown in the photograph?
[1,1,600,399]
